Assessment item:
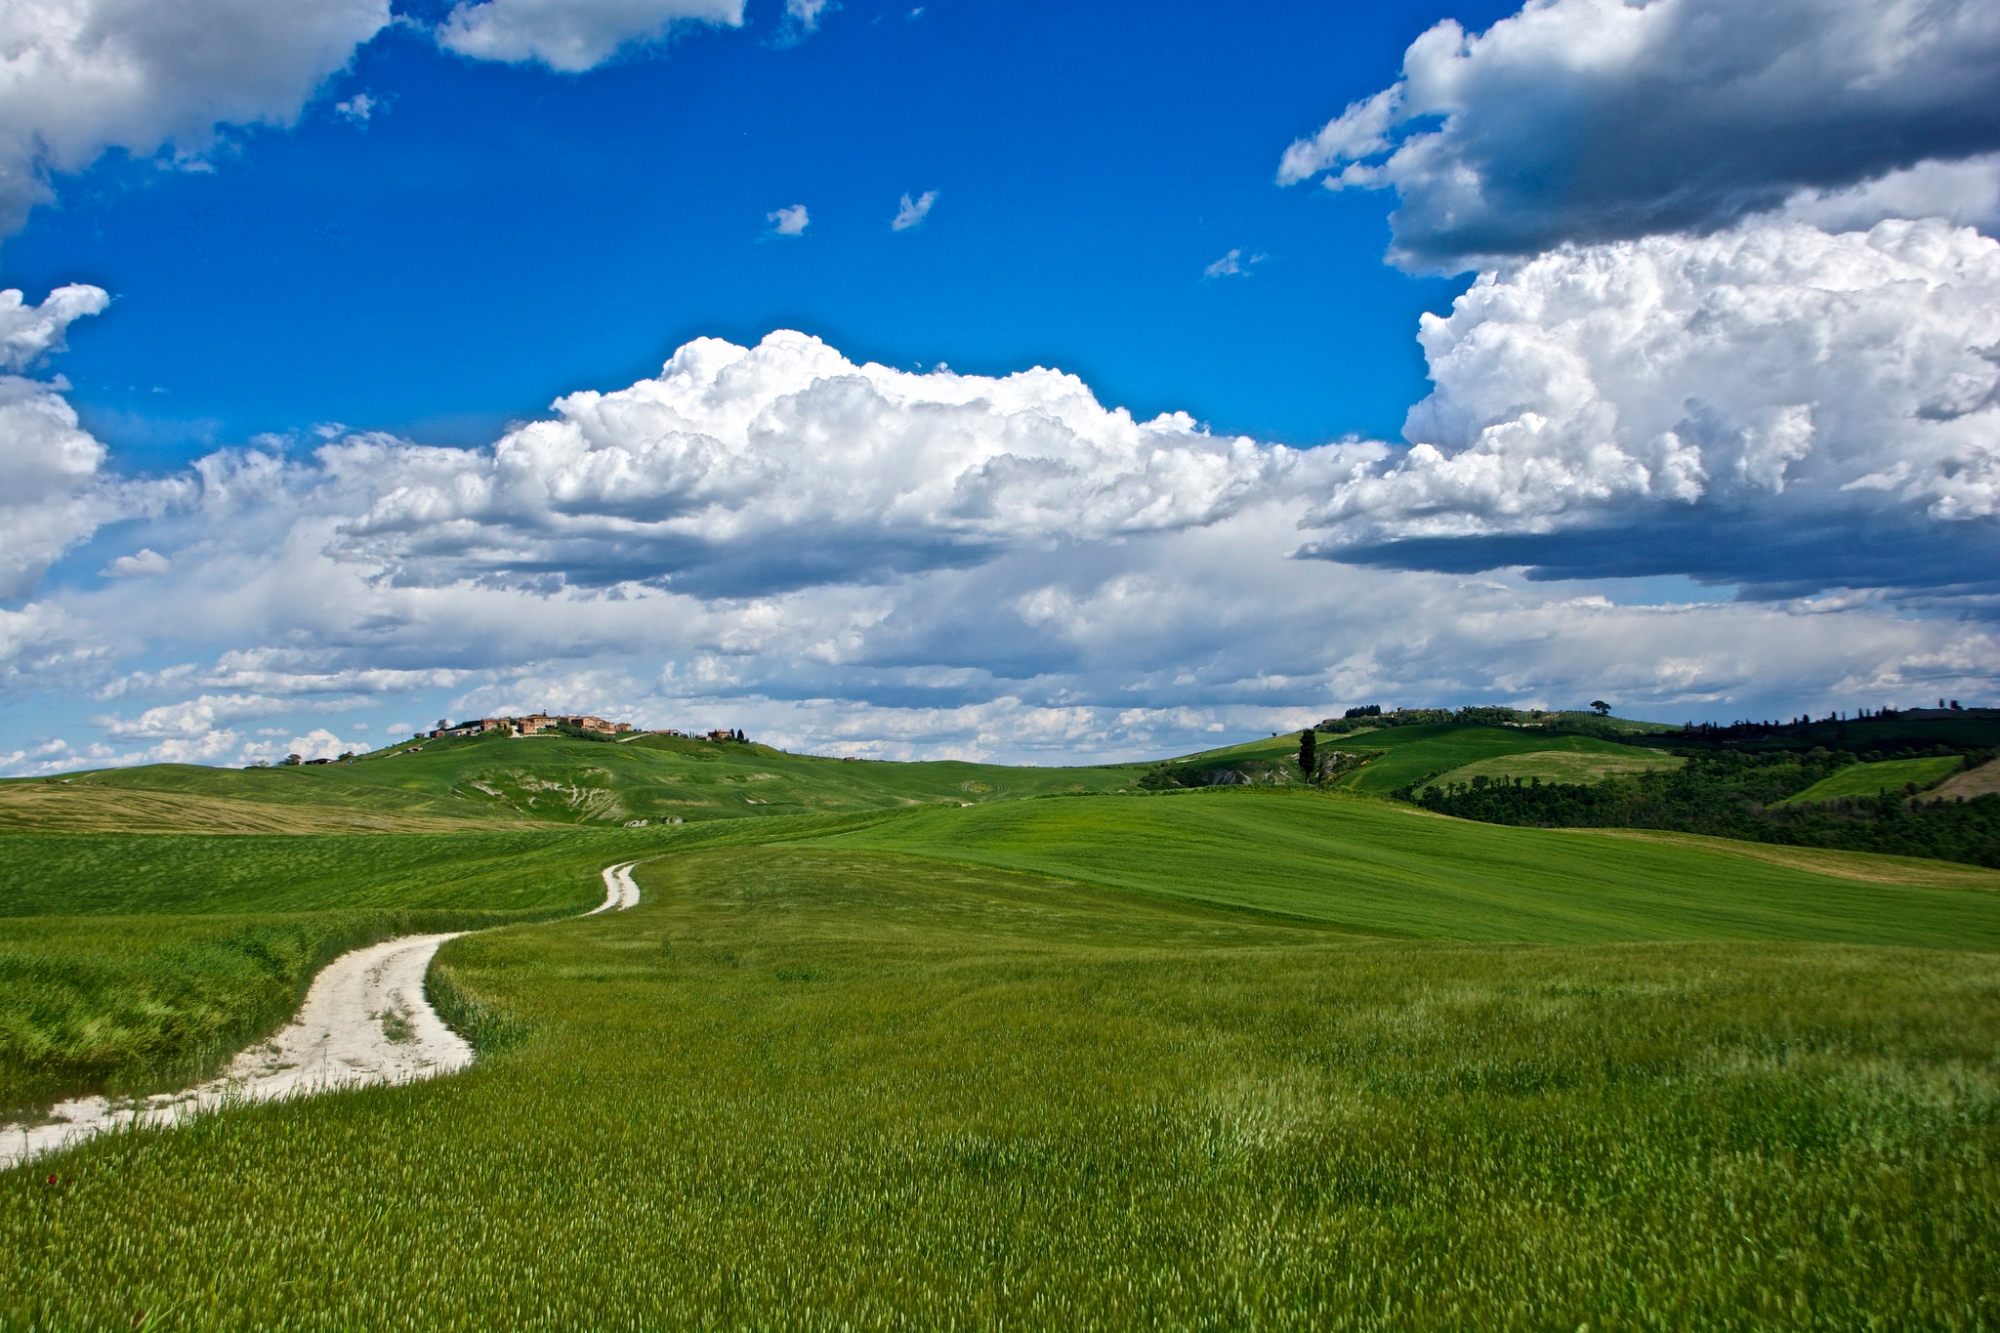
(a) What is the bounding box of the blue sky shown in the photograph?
[6,0,1514,456]
[0,0,1996,770]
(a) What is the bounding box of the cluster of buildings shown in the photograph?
[428,714,634,738]
[420,716,753,743]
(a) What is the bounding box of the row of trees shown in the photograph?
[1402,750,1999,868]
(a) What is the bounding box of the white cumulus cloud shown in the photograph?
[101,547,169,577]
[1279,0,2000,270]
[283,727,352,761]
[333,92,377,124]
[766,203,808,236]
[1781,154,2000,236]
[0,285,118,598]
[0,0,390,235]
[2,314,1996,773]
[319,329,1352,594]
[1303,217,2000,592]
[436,0,745,73]
[0,283,109,368]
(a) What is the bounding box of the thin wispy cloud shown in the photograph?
[892,189,938,231]
[1203,248,1265,279]
[782,0,834,37]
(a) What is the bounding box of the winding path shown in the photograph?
[591,861,641,913]
[1,861,642,1171]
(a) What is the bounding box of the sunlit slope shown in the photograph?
[1430,748,1681,788]
[1158,723,1679,795]
[828,792,2000,946]
[0,830,640,917]
[0,733,1143,831]
[1323,724,1677,795]
[1781,755,1964,805]
[10,846,1996,1326]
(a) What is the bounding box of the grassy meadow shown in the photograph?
[2,846,1996,1330]
[0,732,1141,833]
[0,830,651,1110]
[2,726,1998,1328]
[1322,723,1679,796]
[1432,747,1684,787]
[1782,754,1966,805]
[833,792,2000,945]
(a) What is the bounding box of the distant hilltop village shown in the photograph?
[423,715,749,743]
[427,714,634,738]
[268,716,753,766]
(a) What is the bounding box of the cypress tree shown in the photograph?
[1299,728,1316,778]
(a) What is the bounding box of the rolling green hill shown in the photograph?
[0,732,1142,832]
[1140,720,1680,796]
[6,715,2000,1328]
[830,791,2000,946]
[1321,723,1682,795]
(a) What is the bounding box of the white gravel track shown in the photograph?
[591,861,641,913]
[1,861,642,1171]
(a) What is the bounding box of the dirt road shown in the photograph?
[2,860,642,1170]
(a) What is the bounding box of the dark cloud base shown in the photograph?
[1310,511,2000,607]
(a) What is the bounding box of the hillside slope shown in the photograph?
[0,733,1142,832]
[828,791,2000,947]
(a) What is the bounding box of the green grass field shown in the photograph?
[3,724,1999,1328]
[1430,747,1683,788]
[0,734,1141,832]
[1320,724,1678,795]
[4,847,1996,1330]
[1782,755,1966,805]
[0,830,652,1110]
[832,792,2000,945]
[1150,724,1679,797]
